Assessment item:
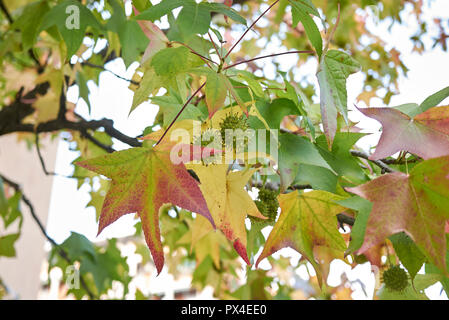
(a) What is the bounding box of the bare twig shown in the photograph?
[323,2,341,54]
[224,0,281,59]
[81,61,139,85]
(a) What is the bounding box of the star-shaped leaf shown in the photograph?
[76,144,215,274]
[256,190,347,286]
[346,156,449,273]
[357,105,449,160]
[317,50,361,146]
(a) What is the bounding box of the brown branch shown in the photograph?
[0,174,97,299]
[350,150,395,173]
[81,61,139,85]
[0,0,13,23]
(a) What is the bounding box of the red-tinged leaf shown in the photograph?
[357,105,449,160]
[133,6,168,64]
[76,145,215,274]
[205,72,228,118]
[346,156,449,273]
[256,190,347,286]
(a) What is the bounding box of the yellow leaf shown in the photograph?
[186,163,266,263]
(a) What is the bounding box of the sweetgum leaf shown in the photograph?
[346,156,449,273]
[76,145,214,274]
[256,190,347,286]
[357,105,449,160]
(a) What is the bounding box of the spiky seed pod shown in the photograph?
[219,113,249,147]
[256,188,279,221]
[381,265,409,292]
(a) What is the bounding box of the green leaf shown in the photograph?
[201,3,247,25]
[136,0,185,21]
[393,103,421,117]
[80,239,130,294]
[205,72,228,117]
[291,2,322,57]
[118,20,149,67]
[255,98,300,129]
[151,95,204,127]
[40,0,103,57]
[337,196,372,255]
[315,132,368,184]
[278,132,334,191]
[0,233,20,258]
[76,71,91,113]
[13,0,50,50]
[177,2,212,36]
[420,86,449,112]
[0,192,22,229]
[137,0,246,34]
[236,70,264,98]
[317,50,361,145]
[390,232,427,280]
[150,47,190,76]
[289,0,320,17]
[130,67,161,114]
[60,232,96,261]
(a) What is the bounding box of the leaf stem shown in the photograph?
[155,82,206,146]
[323,2,341,54]
[208,31,222,61]
[223,50,314,70]
[172,41,218,67]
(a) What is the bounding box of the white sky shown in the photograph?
[45,0,449,299]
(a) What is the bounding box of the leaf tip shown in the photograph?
[233,239,250,265]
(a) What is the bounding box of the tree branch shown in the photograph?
[350,150,395,173]
[0,173,97,299]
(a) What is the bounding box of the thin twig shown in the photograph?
[0,174,97,299]
[208,31,222,60]
[323,2,341,54]
[224,0,281,59]
[81,61,139,85]
[35,134,57,176]
[0,0,13,23]
[224,50,314,70]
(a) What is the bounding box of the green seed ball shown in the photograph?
[382,265,409,292]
